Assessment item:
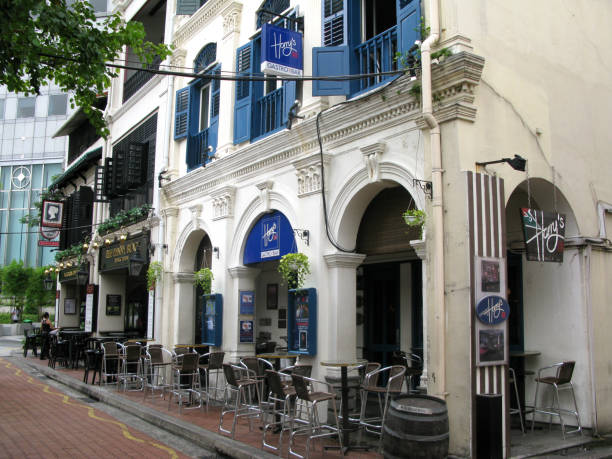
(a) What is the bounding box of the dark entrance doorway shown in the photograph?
[363,262,400,368]
[125,279,147,337]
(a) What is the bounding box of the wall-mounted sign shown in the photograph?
[99,234,148,272]
[106,294,121,316]
[288,288,317,356]
[64,298,76,315]
[478,329,506,364]
[201,293,222,346]
[521,208,565,262]
[243,210,297,264]
[41,200,63,228]
[40,226,60,241]
[261,23,303,77]
[476,295,510,325]
[240,319,254,343]
[239,290,255,315]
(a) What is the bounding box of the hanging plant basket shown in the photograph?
[194,267,214,294]
[403,208,426,238]
[278,253,310,290]
[147,261,163,290]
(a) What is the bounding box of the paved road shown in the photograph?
[0,336,216,458]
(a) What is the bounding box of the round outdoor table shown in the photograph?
[509,350,541,420]
[321,359,367,452]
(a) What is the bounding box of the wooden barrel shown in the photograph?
[382,395,449,459]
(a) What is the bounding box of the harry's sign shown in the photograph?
[521,208,565,262]
[261,24,303,77]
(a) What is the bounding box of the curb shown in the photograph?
[16,356,278,459]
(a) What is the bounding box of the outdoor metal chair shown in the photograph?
[531,361,582,438]
[198,351,225,409]
[143,347,173,401]
[288,374,343,459]
[262,369,299,453]
[168,352,201,414]
[118,344,144,391]
[100,341,122,386]
[358,364,406,446]
[218,363,262,439]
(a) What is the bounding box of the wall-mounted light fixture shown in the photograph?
[149,243,168,258]
[104,237,113,246]
[476,154,527,172]
[43,273,54,291]
[213,247,219,258]
[76,265,89,286]
[59,262,64,269]
[293,229,310,246]
[119,231,128,241]
[128,254,145,277]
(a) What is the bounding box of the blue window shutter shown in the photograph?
[176,0,198,15]
[322,0,346,46]
[234,41,254,144]
[397,0,421,56]
[186,83,200,170]
[312,46,350,96]
[282,80,297,126]
[174,87,189,140]
[206,65,221,163]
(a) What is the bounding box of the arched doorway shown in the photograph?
[504,179,593,428]
[356,185,423,368]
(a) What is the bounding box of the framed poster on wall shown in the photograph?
[266,283,278,309]
[239,290,254,315]
[240,319,254,343]
[106,294,121,316]
[64,298,76,315]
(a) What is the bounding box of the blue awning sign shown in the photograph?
[243,210,296,265]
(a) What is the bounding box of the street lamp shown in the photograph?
[128,254,145,277]
[43,275,54,291]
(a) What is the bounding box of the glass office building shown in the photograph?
[0,84,71,267]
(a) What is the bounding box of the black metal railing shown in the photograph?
[123,56,162,103]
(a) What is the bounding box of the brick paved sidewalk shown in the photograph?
[0,357,189,459]
[21,353,380,459]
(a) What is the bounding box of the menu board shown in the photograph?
[288,288,317,356]
[201,293,223,346]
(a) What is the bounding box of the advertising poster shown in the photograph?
[240,319,254,343]
[295,291,309,351]
[239,290,255,315]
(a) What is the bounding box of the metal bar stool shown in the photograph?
[218,363,262,439]
[531,361,582,438]
[508,367,525,433]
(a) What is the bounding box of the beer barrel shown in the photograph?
[382,395,449,459]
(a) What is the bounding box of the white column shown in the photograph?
[172,272,195,346]
[323,252,367,361]
[227,265,261,361]
[411,238,428,390]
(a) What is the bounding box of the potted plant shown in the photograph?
[147,261,163,290]
[278,253,310,290]
[403,208,426,238]
[194,267,214,294]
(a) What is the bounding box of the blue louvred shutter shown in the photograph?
[174,87,189,140]
[186,81,200,170]
[206,65,221,163]
[313,0,350,96]
[176,0,199,15]
[233,41,255,144]
[397,0,421,57]
[282,80,297,126]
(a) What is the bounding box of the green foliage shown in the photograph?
[0,313,50,324]
[409,83,422,99]
[194,268,213,294]
[55,243,85,262]
[97,204,152,235]
[403,208,426,238]
[431,48,452,60]
[278,253,311,290]
[25,267,56,315]
[0,1,172,137]
[2,261,32,314]
[147,261,163,290]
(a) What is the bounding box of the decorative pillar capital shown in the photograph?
[228,265,261,280]
[323,252,367,269]
[292,153,330,197]
[222,2,242,39]
[170,49,187,68]
[211,185,236,220]
[173,272,194,284]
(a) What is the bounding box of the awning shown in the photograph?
[48,147,102,190]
